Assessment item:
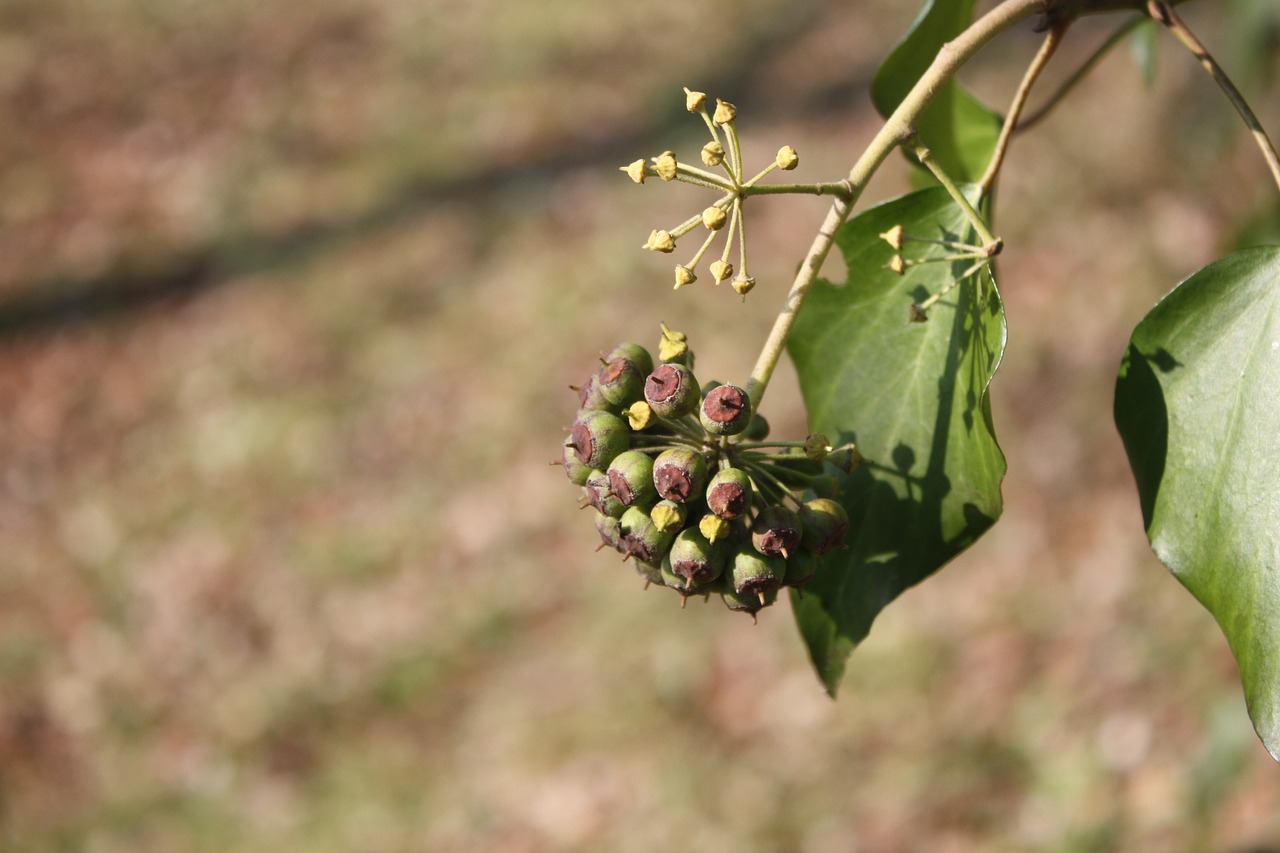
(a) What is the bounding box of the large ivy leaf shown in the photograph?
[871,0,1003,183]
[1114,246,1280,759]
[788,186,1007,695]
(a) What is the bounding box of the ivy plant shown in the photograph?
[557,0,1280,759]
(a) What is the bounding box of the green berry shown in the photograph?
[742,413,770,441]
[699,384,752,436]
[799,497,850,554]
[706,468,753,519]
[583,469,626,518]
[721,585,777,618]
[785,549,818,589]
[644,363,699,418]
[606,450,656,508]
[597,357,646,407]
[729,547,787,598]
[575,373,617,414]
[661,557,720,599]
[606,343,654,377]
[700,378,722,397]
[751,504,803,559]
[619,506,676,566]
[667,527,726,586]
[652,448,708,503]
[569,410,629,470]
[560,443,593,486]
[594,512,624,553]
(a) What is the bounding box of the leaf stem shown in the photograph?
[1018,14,1143,132]
[909,140,1002,252]
[1147,0,1280,194]
[980,20,1069,192]
[745,0,1044,410]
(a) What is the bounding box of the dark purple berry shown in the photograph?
[706,468,753,519]
[569,410,629,470]
[606,450,656,508]
[700,384,752,436]
[652,448,708,503]
[644,363,699,418]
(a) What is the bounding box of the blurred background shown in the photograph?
[0,0,1278,850]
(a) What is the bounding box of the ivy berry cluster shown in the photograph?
[558,326,857,620]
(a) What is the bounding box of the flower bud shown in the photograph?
[742,413,770,441]
[706,468,753,519]
[620,505,676,566]
[674,265,697,289]
[886,254,905,275]
[658,323,691,364]
[597,357,645,407]
[729,546,787,598]
[667,527,727,586]
[775,145,798,170]
[712,98,737,125]
[803,433,831,461]
[653,447,709,503]
[880,225,904,250]
[650,499,687,533]
[799,497,850,555]
[606,342,654,377]
[731,275,756,298]
[654,150,679,182]
[622,159,648,184]
[644,363,699,418]
[684,88,707,113]
[625,400,654,430]
[702,206,727,231]
[700,384,752,436]
[751,504,803,559]
[643,229,676,253]
[709,260,733,283]
[607,450,657,508]
[699,513,732,544]
[561,443,593,486]
[569,409,630,470]
[827,443,866,474]
[701,141,725,167]
[584,469,626,518]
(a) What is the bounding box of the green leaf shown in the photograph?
[1128,18,1159,89]
[1114,246,1280,760]
[871,0,1002,183]
[787,186,1007,695]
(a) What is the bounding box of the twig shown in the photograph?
[1018,15,1144,132]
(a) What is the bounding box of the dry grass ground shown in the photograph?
[0,1,1278,851]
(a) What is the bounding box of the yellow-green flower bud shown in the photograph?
[710,260,734,283]
[732,275,756,298]
[880,225,904,250]
[625,400,654,430]
[621,159,648,184]
[643,229,676,253]
[713,98,737,126]
[674,265,697,289]
[886,254,905,275]
[701,206,727,231]
[653,150,678,182]
[701,141,725,167]
[684,87,707,113]
[775,145,798,170]
[658,324,689,363]
[699,513,731,544]
[650,500,687,534]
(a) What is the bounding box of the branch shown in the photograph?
[746,0,1048,409]
[1147,0,1280,194]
